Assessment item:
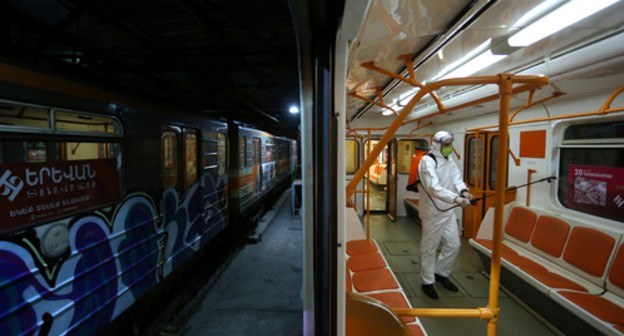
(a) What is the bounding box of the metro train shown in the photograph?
[315,0,624,335]
[0,62,297,335]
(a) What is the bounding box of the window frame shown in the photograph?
[557,121,624,223]
[183,129,199,189]
[162,128,179,190]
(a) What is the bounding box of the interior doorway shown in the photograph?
[463,131,515,238]
[364,139,388,212]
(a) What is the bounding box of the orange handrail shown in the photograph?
[468,86,624,131]
[346,74,549,202]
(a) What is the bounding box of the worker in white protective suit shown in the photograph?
[418,130,472,299]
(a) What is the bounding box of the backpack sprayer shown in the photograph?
[422,176,557,212]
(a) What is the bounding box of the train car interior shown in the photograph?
[338,0,624,335]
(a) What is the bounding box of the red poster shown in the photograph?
[0,159,120,231]
[568,164,624,221]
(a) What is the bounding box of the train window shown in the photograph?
[558,121,624,223]
[162,131,178,189]
[27,141,52,162]
[0,101,122,137]
[55,110,120,135]
[217,132,226,176]
[397,139,427,174]
[364,140,388,163]
[184,131,198,189]
[253,138,261,165]
[239,136,246,168]
[346,139,358,174]
[266,139,275,162]
[0,138,121,231]
[0,102,50,129]
[489,136,499,190]
[0,140,119,164]
[466,137,483,187]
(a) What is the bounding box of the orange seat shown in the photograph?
[504,207,538,243]
[503,254,548,272]
[347,239,378,256]
[473,239,519,256]
[352,268,399,292]
[524,269,587,292]
[367,292,415,323]
[347,252,387,272]
[346,292,411,336]
[530,215,570,258]
[558,291,624,327]
[407,324,426,336]
[563,227,615,277]
[608,244,624,290]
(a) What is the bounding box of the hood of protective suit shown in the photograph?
[431,131,454,157]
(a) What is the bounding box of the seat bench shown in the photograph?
[469,204,624,335]
[346,239,427,336]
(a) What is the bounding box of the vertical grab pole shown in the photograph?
[487,74,513,336]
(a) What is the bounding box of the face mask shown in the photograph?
[441,146,453,157]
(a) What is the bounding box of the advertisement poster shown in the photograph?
[0,159,119,231]
[568,164,624,221]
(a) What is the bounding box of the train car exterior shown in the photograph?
[228,124,297,217]
[0,63,295,335]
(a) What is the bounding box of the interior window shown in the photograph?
[346,139,358,174]
[467,137,483,187]
[558,121,624,222]
[489,136,499,190]
[397,139,428,174]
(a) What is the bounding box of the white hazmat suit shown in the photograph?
[418,131,470,287]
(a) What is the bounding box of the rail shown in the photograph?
[467,85,624,131]
[345,68,549,336]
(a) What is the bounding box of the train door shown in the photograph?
[386,139,397,220]
[463,132,514,238]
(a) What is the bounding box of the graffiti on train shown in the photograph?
[0,173,226,335]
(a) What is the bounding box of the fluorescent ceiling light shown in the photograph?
[382,100,398,116]
[513,0,561,27]
[439,49,506,80]
[431,39,506,81]
[508,0,620,47]
[398,88,419,106]
[400,88,418,101]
